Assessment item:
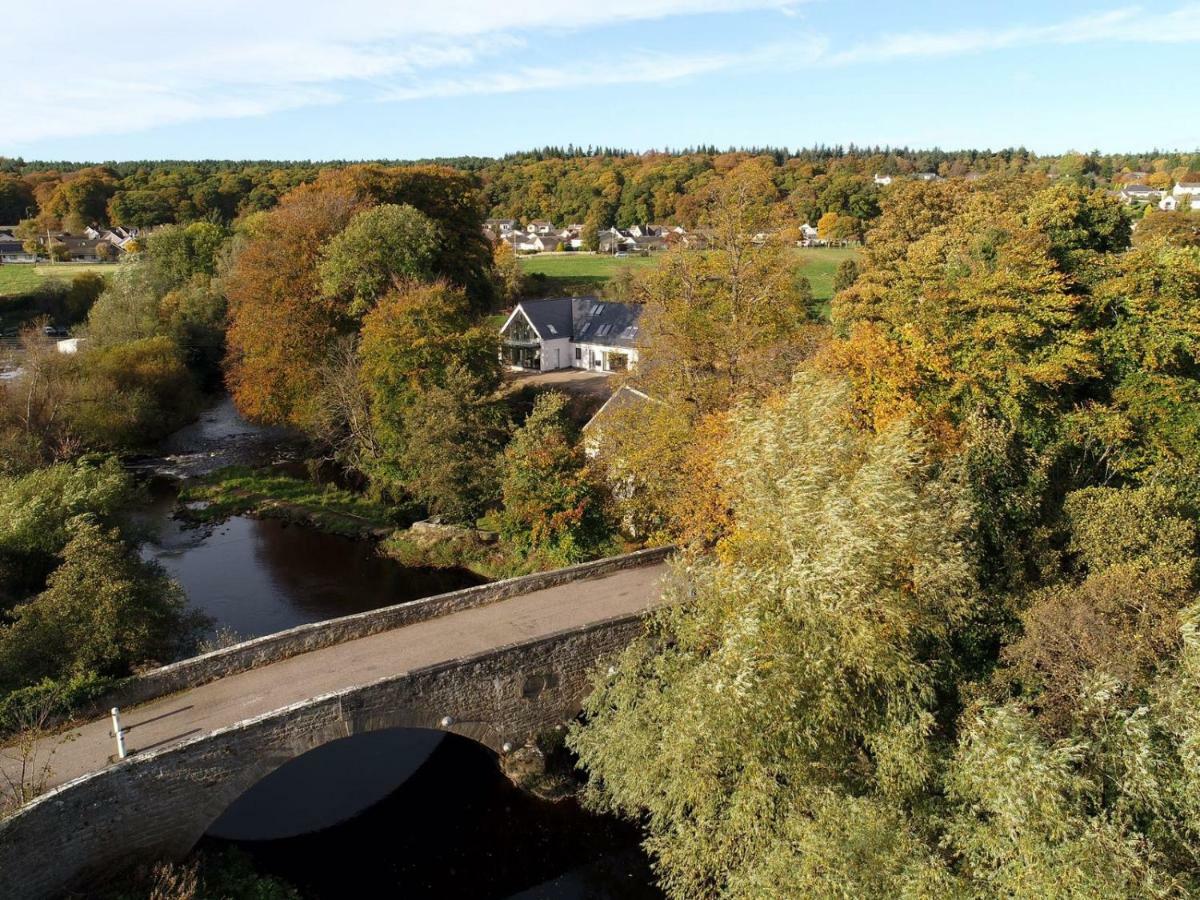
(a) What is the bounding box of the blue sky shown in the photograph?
[3,1,1199,161]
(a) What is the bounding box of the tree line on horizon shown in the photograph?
[3,146,1198,241]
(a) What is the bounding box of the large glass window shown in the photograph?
[505,316,537,343]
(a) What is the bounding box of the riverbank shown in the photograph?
[178,465,402,538]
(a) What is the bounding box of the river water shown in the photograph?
[135,396,659,899]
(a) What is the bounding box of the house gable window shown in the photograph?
[505,313,538,343]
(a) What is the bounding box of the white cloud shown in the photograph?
[827,4,1200,65]
[2,1,1199,146]
[0,0,798,144]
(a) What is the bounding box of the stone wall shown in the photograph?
[101,546,671,712]
[0,614,647,899]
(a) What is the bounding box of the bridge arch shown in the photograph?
[0,616,643,898]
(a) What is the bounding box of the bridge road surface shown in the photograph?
[3,563,668,795]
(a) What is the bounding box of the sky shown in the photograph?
[3,1,1199,161]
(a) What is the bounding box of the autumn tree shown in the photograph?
[490,240,524,305]
[633,163,813,416]
[499,392,612,564]
[0,519,194,693]
[832,257,859,293]
[224,183,360,426]
[44,168,117,231]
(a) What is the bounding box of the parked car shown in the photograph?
[42,325,68,337]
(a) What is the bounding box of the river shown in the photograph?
[133,395,660,899]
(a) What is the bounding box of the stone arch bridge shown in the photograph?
[0,548,670,898]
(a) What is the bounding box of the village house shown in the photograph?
[499,297,642,373]
[873,173,893,186]
[582,383,660,458]
[84,225,138,249]
[526,220,555,235]
[597,227,638,254]
[485,218,518,235]
[0,228,36,263]
[1119,184,1164,204]
[1173,175,1200,198]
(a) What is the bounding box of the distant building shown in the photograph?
[1119,184,1164,204]
[0,229,36,263]
[1173,175,1200,199]
[485,218,518,235]
[873,173,893,186]
[499,297,642,373]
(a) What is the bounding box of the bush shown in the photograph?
[0,518,199,694]
[0,457,135,606]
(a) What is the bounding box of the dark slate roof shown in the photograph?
[571,297,643,348]
[514,297,574,340]
[583,384,659,433]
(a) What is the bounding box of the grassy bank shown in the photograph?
[179,466,402,538]
[518,247,859,304]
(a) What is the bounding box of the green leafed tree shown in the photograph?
[570,372,977,898]
[499,391,612,565]
[0,519,195,694]
[318,203,441,318]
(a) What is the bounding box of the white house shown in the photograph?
[499,297,642,373]
[485,218,518,235]
[1119,184,1164,204]
[873,173,893,186]
[1160,194,1179,211]
[1173,176,1200,198]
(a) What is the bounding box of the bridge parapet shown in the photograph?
[102,546,671,713]
[0,548,672,899]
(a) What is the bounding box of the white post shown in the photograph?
[110,707,127,760]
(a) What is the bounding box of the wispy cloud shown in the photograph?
[2,2,1199,146]
[827,4,1200,65]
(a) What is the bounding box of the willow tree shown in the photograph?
[570,372,977,898]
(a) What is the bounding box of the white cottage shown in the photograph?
[499,297,642,373]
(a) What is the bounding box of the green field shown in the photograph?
[519,248,859,303]
[0,263,117,299]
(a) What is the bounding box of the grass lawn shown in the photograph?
[518,253,658,297]
[0,262,117,298]
[791,247,860,302]
[518,248,860,305]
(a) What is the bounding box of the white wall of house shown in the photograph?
[1173,183,1200,197]
[538,337,573,371]
[572,342,638,372]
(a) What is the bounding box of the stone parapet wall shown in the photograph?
[101,546,671,713]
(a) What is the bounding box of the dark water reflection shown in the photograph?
[134,482,483,639]
[203,730,661,900]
